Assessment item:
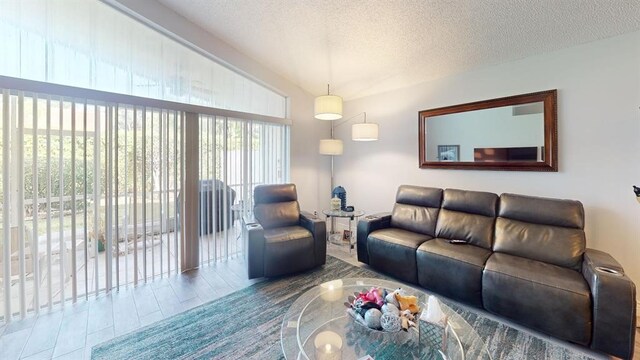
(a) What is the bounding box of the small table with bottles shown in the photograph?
[322,209,365,254]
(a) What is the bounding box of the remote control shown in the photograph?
[449,239,467,245]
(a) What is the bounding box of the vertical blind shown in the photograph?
[0,86,290,323]
[197,116,289,264]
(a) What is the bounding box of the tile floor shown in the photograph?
[0,244,635,360]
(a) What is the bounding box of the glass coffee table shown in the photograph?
[281,278,491,360]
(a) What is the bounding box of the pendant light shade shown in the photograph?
[352,123,379,141]
[319,139,343,155]
[314,84,343,120]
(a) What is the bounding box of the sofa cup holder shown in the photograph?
[595,266,623,276]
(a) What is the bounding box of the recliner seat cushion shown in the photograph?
[263,225,314,276]
[368,228,432,284]
[482,253,592,345]
[417,238,491,307]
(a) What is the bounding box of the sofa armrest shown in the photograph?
[582,248,636,359]
[246,222,265,279]
[356,213,391,264]
[300,211,327,266]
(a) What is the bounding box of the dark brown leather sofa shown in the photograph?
[357,185,636,359]
[247,184,326,279]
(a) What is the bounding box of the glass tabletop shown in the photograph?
[281,278,491,360]
[322,209,365,218]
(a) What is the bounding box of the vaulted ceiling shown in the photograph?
[157,0,640,100]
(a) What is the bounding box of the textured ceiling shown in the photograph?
[157,0,640,100]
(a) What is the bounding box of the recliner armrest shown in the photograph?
[357,213,392,264]
[582,248,636,359]
[246,223,265,279]
[300,211,327,266]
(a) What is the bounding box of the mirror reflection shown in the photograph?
[425,102,545,162]
[418,89,557,171]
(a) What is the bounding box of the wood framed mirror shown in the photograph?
[419,90,557,171]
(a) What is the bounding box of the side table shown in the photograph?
[322,209,365,254]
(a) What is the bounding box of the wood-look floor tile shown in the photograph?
[0,327,31,360]
[20,348,54,360]
[52,310,88,358]
[112,295,139,337]
[20,312,64,358]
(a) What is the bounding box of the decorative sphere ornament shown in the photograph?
[364,309,383,329]
[381,303,400,316]
[380,312,402,332]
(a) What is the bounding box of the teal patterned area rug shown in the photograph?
[91,256,596,360]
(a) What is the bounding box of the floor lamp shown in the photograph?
[318,112,379,191]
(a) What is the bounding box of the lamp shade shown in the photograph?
[319,139,343,155]
[352,123,379,141]
[314,95,343,120]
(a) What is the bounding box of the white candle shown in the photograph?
[320,280,344,302]
[314,331,343,360]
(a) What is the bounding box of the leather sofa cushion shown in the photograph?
[263,226,311,243]
[436,209,495,249]
[441,188,498,217]
[390,185,442,236]
[254,183,297,204]
[368,228,432,284]
[494,217,585,270]
[483,253,592,345]
[417,238,491,307]
[263,227,314,277]
[499,193,584,229]
[435,189,498,249]
[254,201,300,229]
[395,185,443,208]
[391,203,439,236]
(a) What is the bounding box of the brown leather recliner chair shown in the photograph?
[246,184,326,279]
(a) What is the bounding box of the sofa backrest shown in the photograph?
[436,189,498,249]
[390,185,442,236]
[253,183,300,230]
[494,193,586,270]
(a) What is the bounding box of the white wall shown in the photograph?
[336,31,640,284]
[107,0,332,213]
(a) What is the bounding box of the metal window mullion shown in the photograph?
[71,101,77,302]
[58,98,65,306]
[114,105,120,291]
[165,112,170,275]
[159,110,163,278]
[105,105,112,293]
[142,109,147,283]
[32,95,40,312]
[45,96,52,309]
[93,105,100,295]
[205,116,210,264]
[198,117,203,266]
[2,90,11,322]
[133,107,138,285]
[83,101,88,300]
[17,93,26,318]
[223,118,228,260]
[214,116,219,261]
[173,111,178,274]
[123,107,129,288]
[150,110,155,280]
